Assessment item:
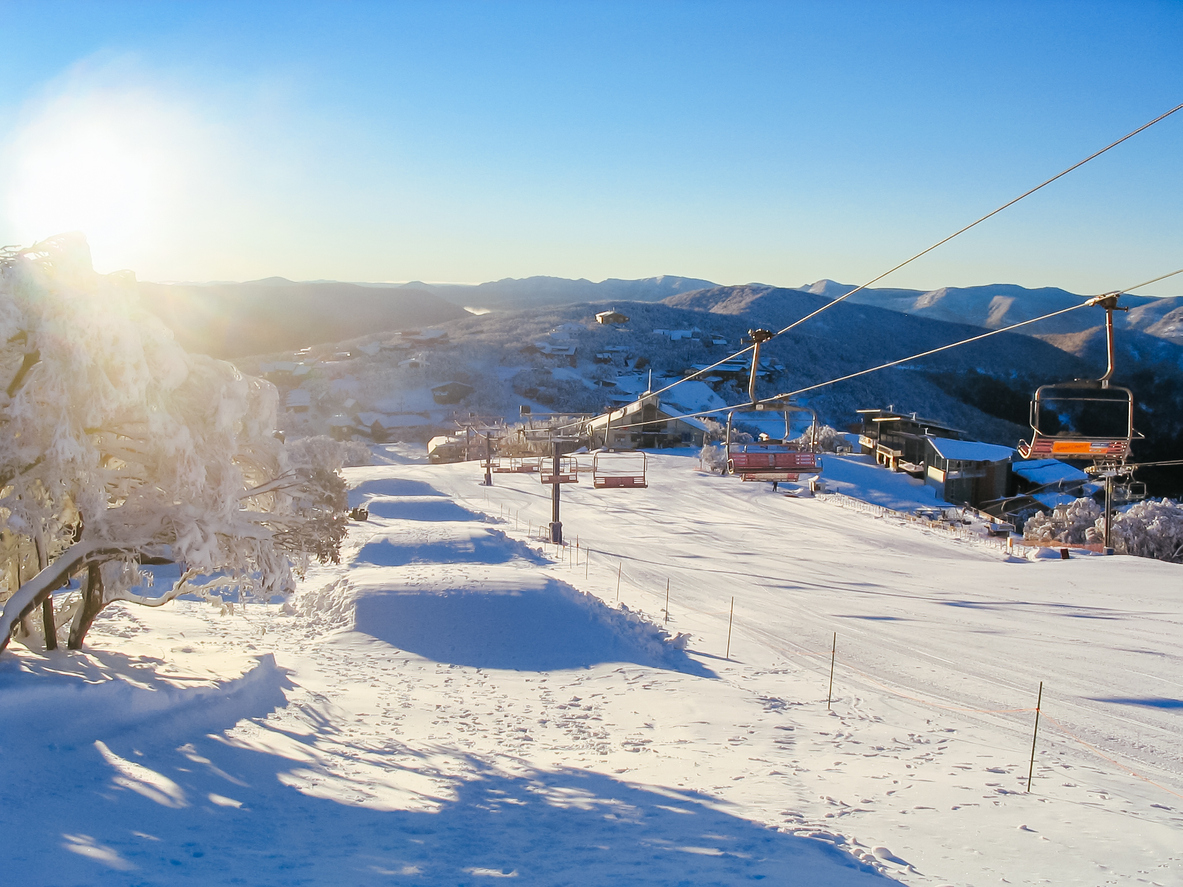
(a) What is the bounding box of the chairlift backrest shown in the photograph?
[592,449,647,488]
[727,443,821,482]
[540,456,579,485]
[1020,382,1139,462]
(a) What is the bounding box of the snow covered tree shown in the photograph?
[1103,499,1183,563]
[790,424,846,453]
[1023,498,1102,545]
[0,235,348,654]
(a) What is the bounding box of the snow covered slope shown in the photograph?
[2,449,1180,885]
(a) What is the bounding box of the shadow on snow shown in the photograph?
[0,659,899,886]
[1091,696,1183,710]
[353,578,714,677]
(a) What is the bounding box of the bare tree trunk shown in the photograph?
[35,530,55,650]
[67,564,105,650]
[40,599,56,649]
[0,542,127,655]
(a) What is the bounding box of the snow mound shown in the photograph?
[352,577,710,675]
[355,527,548,567]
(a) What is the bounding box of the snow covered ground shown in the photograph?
[3,448,1181,885]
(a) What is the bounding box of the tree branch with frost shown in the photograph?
[1,234,349,655]
[0,540,133,652]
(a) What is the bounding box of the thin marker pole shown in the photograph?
[725,596,734,660]
[827,633,836,710]
[585,551,589,579]
[1027,681,1043,793]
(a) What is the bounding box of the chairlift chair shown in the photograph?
[1017,381,1139,461]
[539,456,579,485]
[726,444,822,483]
[1019,295,1144,465]
[592,450,647,488]
[493,456,538,474]
[723,399,823,483]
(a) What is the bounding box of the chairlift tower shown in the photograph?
[545,435,581,544]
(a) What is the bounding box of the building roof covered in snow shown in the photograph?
[1011,459,1089,486]
[925,437,1014,463]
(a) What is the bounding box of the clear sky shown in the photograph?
[0,0,1180,294]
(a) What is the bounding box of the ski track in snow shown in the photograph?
[2,448,1181,886]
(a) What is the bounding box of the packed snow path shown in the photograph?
[2,449,1180,885]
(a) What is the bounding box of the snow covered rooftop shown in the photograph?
[1012,458,1089,486]
[925,437,1014,463]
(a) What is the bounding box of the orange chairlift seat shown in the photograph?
[1017,381,1139,461]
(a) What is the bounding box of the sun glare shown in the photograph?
[4,89,186,271]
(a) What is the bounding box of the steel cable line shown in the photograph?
[766,102,1183,342]
[554,101,1183,432]
[596,268,1183,431]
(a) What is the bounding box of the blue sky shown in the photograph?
[0,0,1180,293]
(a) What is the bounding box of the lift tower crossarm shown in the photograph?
[1082,294,1128,387]
[746,328,774,406]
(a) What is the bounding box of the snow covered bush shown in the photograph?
[699,444,727,473]
[1022,497,1102,545]
[1105,499,1183,563]
[0,235,349,654]
[791,424,845,452]
[286,434,372,470]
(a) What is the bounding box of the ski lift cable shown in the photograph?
[763,102,1183,343]
[772,267,1183,402]
[557,101,1183,432]
[596,269,1183,432]
[1113,459,1183,470]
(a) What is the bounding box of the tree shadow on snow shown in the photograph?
[0,650,293,752]
[1,699,904,886]
[355,527,547,568]
[353,577,714,677]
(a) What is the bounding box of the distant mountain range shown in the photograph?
[400,275,718,311]
[139,272,1183,362]
[804,279,1183,342]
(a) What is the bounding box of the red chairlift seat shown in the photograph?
[727,444,821,482]
[592,450,647,488]
[540,456,579,485]
[493,456,538,473]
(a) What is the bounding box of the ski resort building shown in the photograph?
[923,437,1014,507]
[856,409,967,472]
[585,395,708,449]
[595,309,629,325]
[431,381,475,404]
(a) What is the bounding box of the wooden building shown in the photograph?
[857,409,967,473]
[923,437,1013,506]
[585,394,707,449]
[595,309,630,325]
